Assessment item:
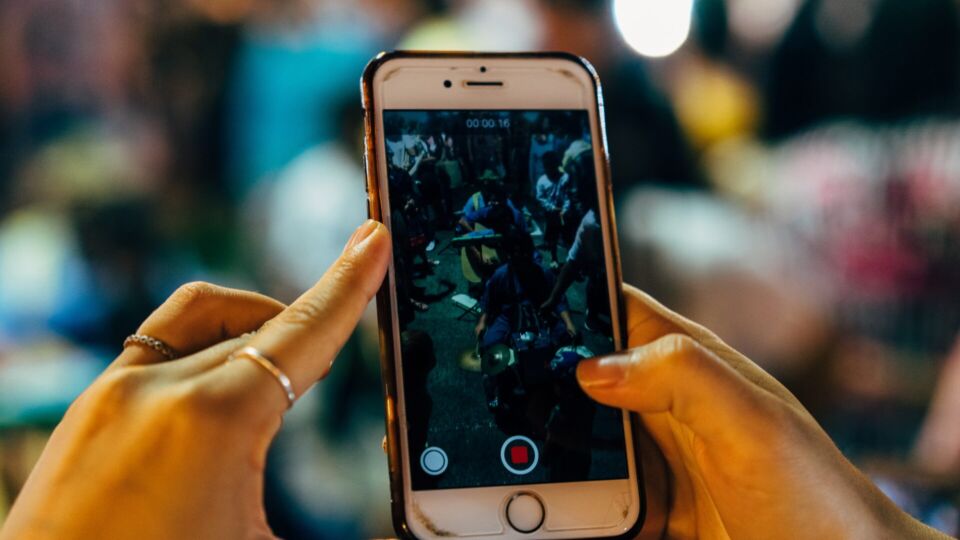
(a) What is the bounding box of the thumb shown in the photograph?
[577,333,780,446]
[232,219,391,399]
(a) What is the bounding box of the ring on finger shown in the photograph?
[123,334,178,360]
[227,346,296,409]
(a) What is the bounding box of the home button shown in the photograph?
[505,492,545,534]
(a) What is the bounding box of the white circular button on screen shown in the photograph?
[505,492,545,534]
[420,447,448,476]
[500,435,539,475]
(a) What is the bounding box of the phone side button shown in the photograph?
[505,492,545,534]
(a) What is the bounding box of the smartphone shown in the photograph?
[362,52,666,539]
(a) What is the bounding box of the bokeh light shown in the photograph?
[612,0,694,58]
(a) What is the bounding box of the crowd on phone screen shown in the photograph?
[387,113,622,480]
[386,114,606,328]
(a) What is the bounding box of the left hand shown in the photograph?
[0,220,391,540]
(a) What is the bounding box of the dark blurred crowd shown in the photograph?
[0,0,958,536]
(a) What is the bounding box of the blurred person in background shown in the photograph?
[535,0,703,194]
[764,0,960,139]
[226,0,424,194]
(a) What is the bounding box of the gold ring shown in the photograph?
[227,346,296,408]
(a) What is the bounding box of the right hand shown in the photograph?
[577,285,948,540]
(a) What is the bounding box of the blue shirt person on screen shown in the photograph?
[477,233,575,352]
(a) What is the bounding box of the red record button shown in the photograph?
[511,445,529,465]
[500,436,539,475]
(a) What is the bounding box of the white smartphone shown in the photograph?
[362,52,666,539]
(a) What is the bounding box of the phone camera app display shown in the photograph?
[420,447,449,476]
[385,110,628,490]
[501,436,539,475]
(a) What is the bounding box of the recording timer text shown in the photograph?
[465,118,511,129]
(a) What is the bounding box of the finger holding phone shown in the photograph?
[577,284,951,540]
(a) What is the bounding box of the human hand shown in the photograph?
[560,312,578,339]
[0,220,391,540]
[577,284,949,540]
[539,294,558,313]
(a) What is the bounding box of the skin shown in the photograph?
[541,255,579,312]
[577,284,950,540]
[0,220,390,540]
[0,222,946,539]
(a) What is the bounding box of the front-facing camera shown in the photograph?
[443,80,452,88]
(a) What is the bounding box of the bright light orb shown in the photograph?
[613,0,694,58]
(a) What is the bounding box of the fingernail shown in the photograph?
[577,355,628,390]
[343,220,379,253]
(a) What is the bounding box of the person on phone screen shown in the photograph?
[535,150,571,268]
[0,221,951,540]
[474,231,577,352]
[541,147,613,333]
[457,173,525,235]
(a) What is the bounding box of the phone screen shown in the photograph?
[384,109,628,490]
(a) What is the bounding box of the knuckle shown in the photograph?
[660,333,708,369]
[82,368,147,417]
[661,333,696,356]
[154,379,224,423]
[169,281,222,309]
[332,255,377,298]
[96,369,143,399]
[166,380,203,410]
[279,294,328,327]
[336,250,362,272]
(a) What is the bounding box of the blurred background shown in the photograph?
[0,0,958,537]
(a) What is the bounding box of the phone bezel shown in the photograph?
[362,51,666,539]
